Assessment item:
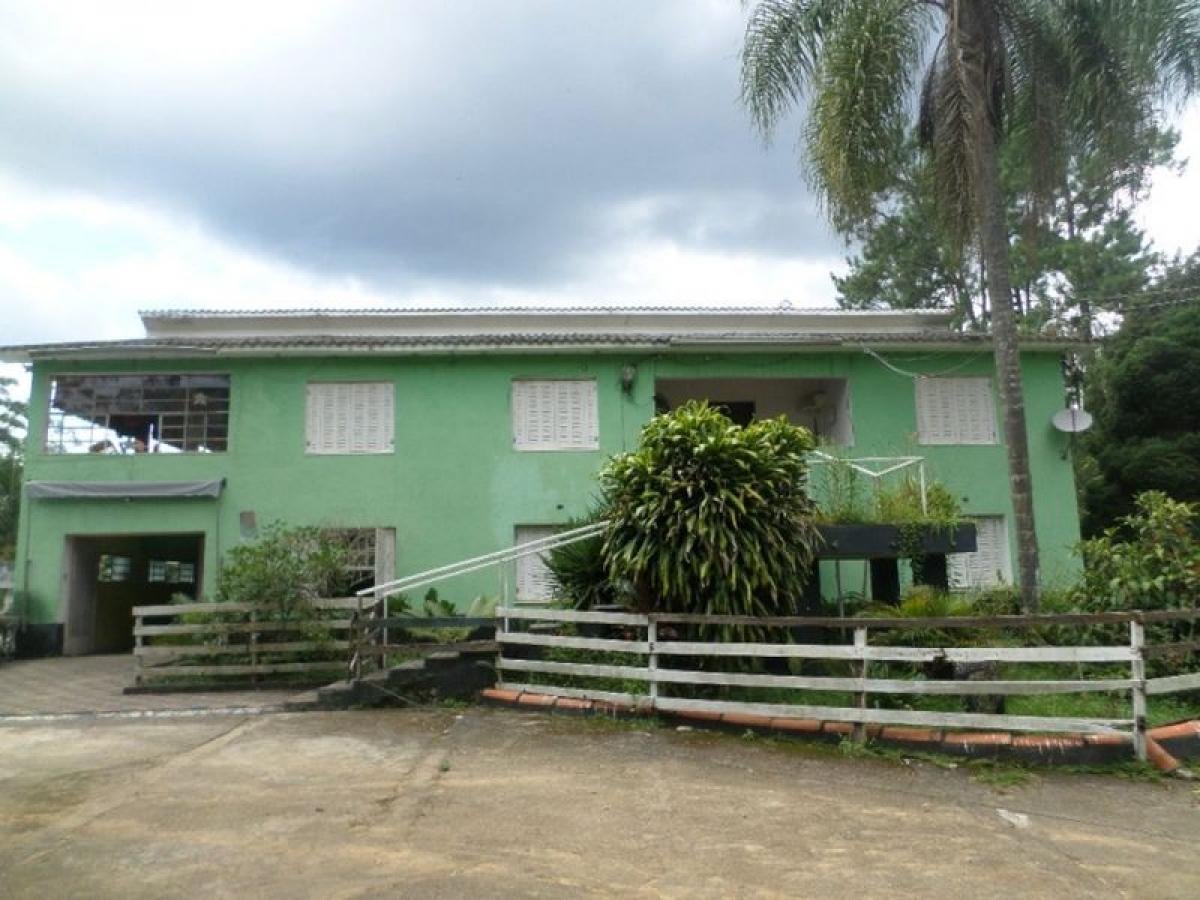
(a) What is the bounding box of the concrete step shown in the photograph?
[385,659,432,689]
[283,690,322,712]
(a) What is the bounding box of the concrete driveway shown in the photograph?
[0,654,302,717]
[1,707,1197,899]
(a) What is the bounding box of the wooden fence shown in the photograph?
[495,607,1200,761]
[132,598,360,684]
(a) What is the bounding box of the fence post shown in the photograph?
[350,597,362,683]
[378,590,387,674]
[647,615,658,712]
[1130,618,1147,762]
[134,611,144,686]
[249,607,258,684]
[496,605,509,688]
[853,626,869,743]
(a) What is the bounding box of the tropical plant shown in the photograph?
[599,401,821,615]
[864,585,975,645]
[544,520,622,610]
[740,0,1200,611]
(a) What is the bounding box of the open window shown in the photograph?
[47,374,230,454]
[654,377,853,445]
[320,528,396,595]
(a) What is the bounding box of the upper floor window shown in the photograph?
[47,374,230,454]
[305,382,394,455]
[512,379,598,451]
[915,377,997,445]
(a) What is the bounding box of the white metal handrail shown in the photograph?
[357,520,608,601]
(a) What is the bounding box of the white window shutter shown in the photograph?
[306,382,394,454]
[514,525,560,603]
[949,515,1011,590]
[512,380,598,450]
[916,377,997,444]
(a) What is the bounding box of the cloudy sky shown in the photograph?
[0,0,1198,373]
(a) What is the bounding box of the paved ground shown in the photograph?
[0,655,301,716]
[1,707,1197,899]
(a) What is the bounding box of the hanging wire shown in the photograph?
[857,344,990,379]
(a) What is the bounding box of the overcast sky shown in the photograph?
[0,0,1198,376]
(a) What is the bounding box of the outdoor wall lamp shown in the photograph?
[620,364,637,394]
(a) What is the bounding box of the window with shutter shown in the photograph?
[948,515,1012,589]
[514,525,561,603]
[512,380,599,450]
[305,382,394,455]
[915,377,998,445]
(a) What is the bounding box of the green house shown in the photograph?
[1,307,1082,655]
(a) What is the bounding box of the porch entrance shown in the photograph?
[654,377,853,445]
[62,533,204,655]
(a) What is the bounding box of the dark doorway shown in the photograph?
[63,533,204,655]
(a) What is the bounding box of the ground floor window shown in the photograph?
[97,554,132,582]
[320,528,395,595]
[514,525,560,603]
[948,515,1011,589]
[147,560,196,584]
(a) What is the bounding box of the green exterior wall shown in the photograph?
[14,347,1083,630]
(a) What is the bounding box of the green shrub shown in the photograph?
[874,478,960,528]
[1075,491,1200,613]
[1074,492,1200,675]
[216,523,347,622]
[599,401,820,615]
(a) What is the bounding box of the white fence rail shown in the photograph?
[496,607,1200,760]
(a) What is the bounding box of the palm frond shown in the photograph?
[918,1,997,246]
[804,0,932,229]
[740,1,849,138]
[1000,0,1070,204]
[1106,0,1200,102]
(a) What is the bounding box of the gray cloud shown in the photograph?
[0,1,841,292]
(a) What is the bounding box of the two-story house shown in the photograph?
[1,306,1082,655]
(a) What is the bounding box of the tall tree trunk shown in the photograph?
[978,136,1041,610]
[1063,181,1093,341]
[962,0,1041,611]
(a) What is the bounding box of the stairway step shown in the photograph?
[424,651,462,671]
[283,690,322,711]
[386,660,432,688]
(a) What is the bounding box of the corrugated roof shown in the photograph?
[139,306,952,319]
[0,330,1075,362]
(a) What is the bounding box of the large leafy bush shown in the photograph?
[216,524,348,621]
[599,401,820,615]
[1075,492,1200,613]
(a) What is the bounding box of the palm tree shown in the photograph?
[741,0,1200,610]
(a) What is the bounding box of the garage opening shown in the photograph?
[654,377,853,445]
[62,533,204,655]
